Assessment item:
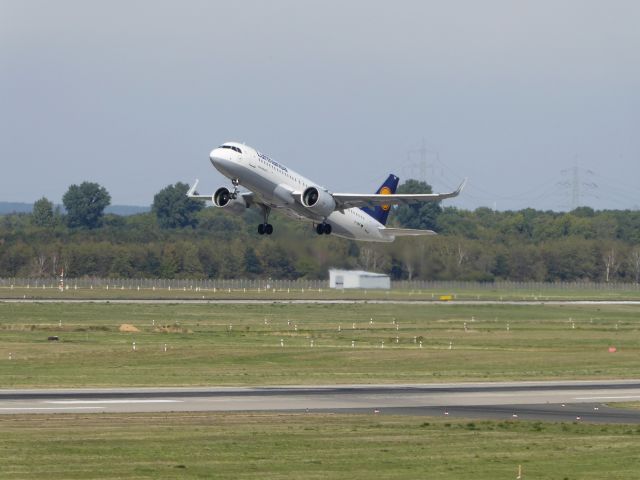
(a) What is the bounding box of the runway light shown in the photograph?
[280,339,284,347]
[352,340,355,348]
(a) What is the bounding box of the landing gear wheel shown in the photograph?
[257,206,273,236]
[230,178,240,199]
[258,223,273,235]
[316,223,332,235]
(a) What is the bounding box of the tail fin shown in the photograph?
[361,174,399,225]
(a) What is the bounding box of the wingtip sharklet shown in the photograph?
[456,178,467,194]
[186,179,199,197]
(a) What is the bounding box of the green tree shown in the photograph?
[244,247,263,276]
[32,197,54,227]
[152,182,204,229]
[394,179,441,230]
[62,182,111,229]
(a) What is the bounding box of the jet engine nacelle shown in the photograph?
[213,187,247,215]
[301,186,336,218]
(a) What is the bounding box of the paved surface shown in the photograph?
[2,298,640,305]
[2,380,640,422]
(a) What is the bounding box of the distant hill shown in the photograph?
[105,205,151,215]
[0,202,150,216]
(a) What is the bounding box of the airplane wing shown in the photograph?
[186,180,212,199]
[380,227,437,238]
[332,179,466,210]
[186,179,256,205]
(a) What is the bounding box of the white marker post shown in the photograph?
[352,340,355,348]
[280,339,284,348]
[449,341,452,350]
[164,344,167,353]
[419,341,423,348]
[132,342,136,352]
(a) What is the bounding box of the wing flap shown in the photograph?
[380,227,438,238]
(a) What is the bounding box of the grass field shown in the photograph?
[2,284,640,301]
[1,302,639,387]
[2,412,640,479]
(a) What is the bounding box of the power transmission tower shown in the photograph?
[559,166,598,210]
[404,139,438,184]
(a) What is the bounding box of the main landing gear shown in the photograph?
[258,205,273,235]
[315,223,332,235]
[258,223,273,235]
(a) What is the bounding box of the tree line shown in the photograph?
[1,180,639,282]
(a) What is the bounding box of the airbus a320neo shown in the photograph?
[188,142,465,242]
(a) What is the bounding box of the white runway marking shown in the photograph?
[0,406,104,411]
[574,396,640,401]
[46,399,183,405]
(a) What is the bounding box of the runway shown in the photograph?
[2,298,640,305]
[2,380,640,423]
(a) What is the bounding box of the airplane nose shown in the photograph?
[209,148,236,176]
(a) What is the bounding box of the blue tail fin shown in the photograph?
[361,174,399,225]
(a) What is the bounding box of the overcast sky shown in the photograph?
[1,0,639,210]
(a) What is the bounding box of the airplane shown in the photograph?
[187,142,465,243]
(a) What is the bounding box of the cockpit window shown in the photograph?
[219,145,243,154]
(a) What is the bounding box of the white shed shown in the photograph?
[328,269,391,290]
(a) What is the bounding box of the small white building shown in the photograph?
[328,269,391,290]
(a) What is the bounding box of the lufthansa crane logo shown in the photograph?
[380,186,392,211]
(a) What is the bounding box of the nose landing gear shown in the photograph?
[230,178,240,199]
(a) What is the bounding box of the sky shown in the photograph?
[1,0,639,211]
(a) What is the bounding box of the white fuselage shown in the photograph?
[209,143,392,242]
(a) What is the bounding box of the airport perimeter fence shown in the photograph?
[0,277,639,292]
